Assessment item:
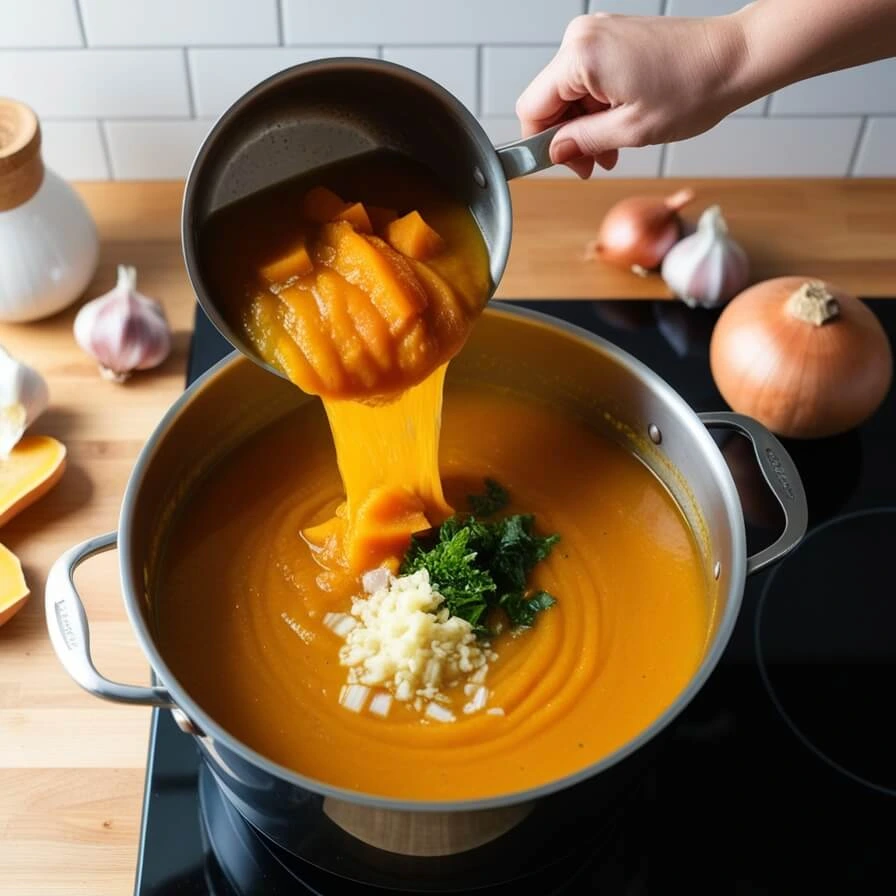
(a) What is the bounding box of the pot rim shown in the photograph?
[119,302,747,813]
[181,55,513,382]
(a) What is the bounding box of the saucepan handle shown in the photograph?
[496,123,565,180]
[699,412,809,576]
[45,531,174,707]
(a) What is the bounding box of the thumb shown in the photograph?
[549,107,634,164]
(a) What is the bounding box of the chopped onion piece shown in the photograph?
[361,567,391,594]
[486,707,505,717]
[425,702,456,723]
[324,611,357,638]
[463,685,489,715]
[339,684,370,713]
[369,692,392,717]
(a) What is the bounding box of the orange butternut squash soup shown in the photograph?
[161,153,714,801]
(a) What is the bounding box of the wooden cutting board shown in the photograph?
[0,177,893,896]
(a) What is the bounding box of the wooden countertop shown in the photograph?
[0,178,893,895]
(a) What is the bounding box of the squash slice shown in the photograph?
[0,542,29,626]
[0,435,66,528]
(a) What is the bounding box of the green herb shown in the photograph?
[468,478,510,516]
[401,480,559,636]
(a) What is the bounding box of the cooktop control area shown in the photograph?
[136,299,895,895]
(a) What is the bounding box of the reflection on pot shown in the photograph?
[652,301,721,359]
[589,300,657,333]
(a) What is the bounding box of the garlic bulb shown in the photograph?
[73,265,171,382]
[0,345,49,459]
[660,205,749,309]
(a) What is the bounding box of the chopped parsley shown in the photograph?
[468,478,510,516]
[401,481,559,636]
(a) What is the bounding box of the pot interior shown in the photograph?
[123,305,740,801]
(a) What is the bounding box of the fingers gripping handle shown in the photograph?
[45,531,173,707]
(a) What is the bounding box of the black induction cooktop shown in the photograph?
[135,298,896,895]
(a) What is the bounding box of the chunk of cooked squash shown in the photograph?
[318,223,428,333]
[332,202,373,234]
[346,486,432,572]
[302,186,347,223]
[259,241,313,286]
[384,211,445,260]
[0,542,28,627]
[0,435,66,528]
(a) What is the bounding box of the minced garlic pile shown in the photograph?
[324,568,502,722]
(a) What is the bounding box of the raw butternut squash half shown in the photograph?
[0,542,29,626]
[0,435,66,527]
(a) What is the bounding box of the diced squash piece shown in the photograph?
[312,271,379,389]
[276,285,346,394]
[367,205,399,232]
[319,223,428,334]
[0,542,28,627]
[0,435,66,528]
[347,486,432,572]
[259,240,313,286]
[344,284,394,372]
[332,202,373,234]
[384,211,445,261]
[302,186,346,223]
[406,258,465,337]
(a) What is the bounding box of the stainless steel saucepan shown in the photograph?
[181,57,562,378]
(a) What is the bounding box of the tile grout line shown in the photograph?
[847,116,869,176]
[658,143,669,177]
[73,0,88,46]
[96,119,115,180]
[182,48,197,118]
[276,0,285,45]
[475,45,483,118]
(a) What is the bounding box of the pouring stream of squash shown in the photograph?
[202,161,491,575]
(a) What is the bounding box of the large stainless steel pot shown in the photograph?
[45,305,808,871]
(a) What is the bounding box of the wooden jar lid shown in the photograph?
[0,98,45,212]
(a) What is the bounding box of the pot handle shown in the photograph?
[496,123,565,180]
[699,412,808,576]
[45,531,174,707]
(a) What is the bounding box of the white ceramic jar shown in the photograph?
[0,99,99,323]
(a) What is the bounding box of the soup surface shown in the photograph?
[156,383,712,801]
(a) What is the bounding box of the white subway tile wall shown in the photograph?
[853,118,896,177]
[0,0,890,181]
[104,120,215,179]
[0,0,83,48]
[665,117,862,177]
[281,0,580,45]
[79,0,280,47]
[40,121,108,180]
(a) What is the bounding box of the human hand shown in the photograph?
[516,11,750,178]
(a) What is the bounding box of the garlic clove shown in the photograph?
[73,264,172,383]
[0,346,49,459]
[660,205,750,309]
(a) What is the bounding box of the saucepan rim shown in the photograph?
[118,302,748,814]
